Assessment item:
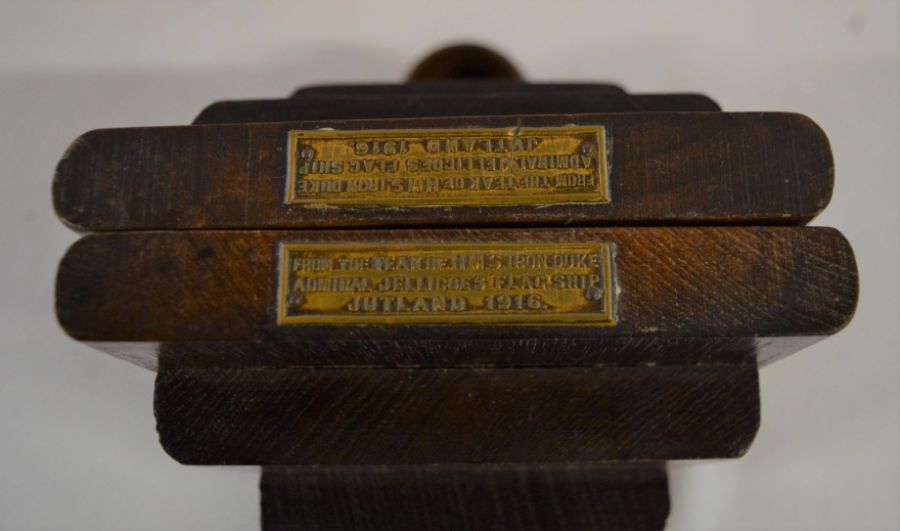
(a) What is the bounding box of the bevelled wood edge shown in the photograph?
[260,464,669,531]
[192,88,719,125]
[154,365,760,465]
[289,82,628,98]
[631,93,721,111]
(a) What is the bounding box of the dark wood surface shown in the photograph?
[260,464,669,531]
[407,45,524,80]
[54,112,832,230]
[194,83,719,124]
[155,365,758,465]
[290,83,627,97]
[55,227,858,369]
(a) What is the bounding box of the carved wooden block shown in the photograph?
[53,113,832,230]
[55,227,857,369]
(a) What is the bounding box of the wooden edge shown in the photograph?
[154,365,760,465]
[260,463,669,531]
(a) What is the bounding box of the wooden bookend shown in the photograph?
[52,48,859,530]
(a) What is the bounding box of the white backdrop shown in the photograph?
[0,1,897,529]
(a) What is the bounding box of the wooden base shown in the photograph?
[260,464,669,531]
[155,365,759,465]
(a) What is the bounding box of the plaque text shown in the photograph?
[286,126,610,206]
[278,242,616,325]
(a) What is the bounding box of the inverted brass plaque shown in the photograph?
[278,242,616,325]
[286,126,609,206]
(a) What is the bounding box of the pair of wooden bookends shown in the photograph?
[54,47,857,530]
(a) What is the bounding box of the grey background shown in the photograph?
[1,1,897,529]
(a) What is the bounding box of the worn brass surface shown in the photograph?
[286,126,610,206]
[278,242,616,325]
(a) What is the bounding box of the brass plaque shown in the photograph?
[286,126,609,206]
[278,242,616,325]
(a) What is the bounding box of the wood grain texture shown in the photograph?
[154,365,759,465]
[53,112,831,230]
[194,83,719,124]
[55,227,858,369]
[260,464,669,531]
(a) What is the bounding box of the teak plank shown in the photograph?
[54,113,832,230]
[55,227,857,369]
[260,464,669,531]
[155,365,758,465]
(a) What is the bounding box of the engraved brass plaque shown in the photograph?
[278,242,616,325]
[286,126,609,206]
